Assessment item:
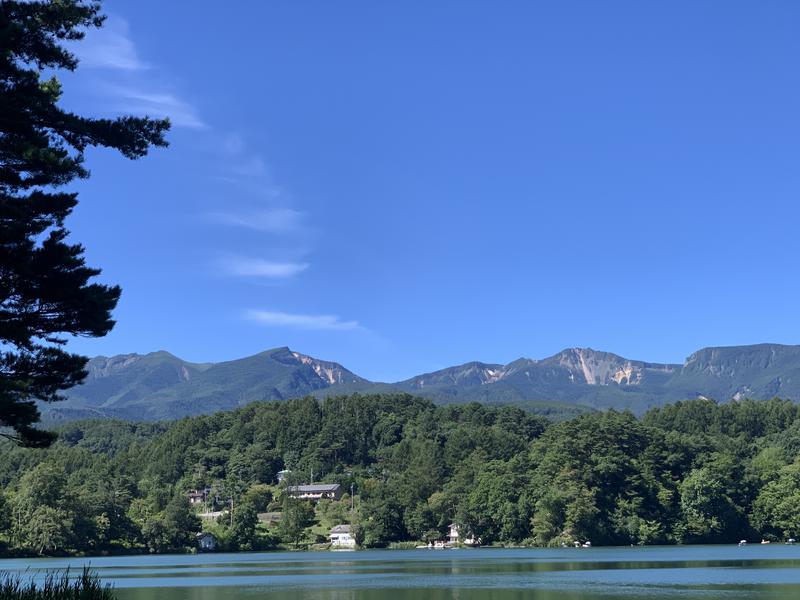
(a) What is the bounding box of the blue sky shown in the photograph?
[62,1,800,381]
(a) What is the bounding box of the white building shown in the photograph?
[447,523,478,546]
[288,483,342,501]
[330,524,356,548]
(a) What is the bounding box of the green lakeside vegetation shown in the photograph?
[0,568,113,600]
[3,394,800,556]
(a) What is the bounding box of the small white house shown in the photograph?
[196,532,217,552]
[330,524,356,549]
[447,524,478,546]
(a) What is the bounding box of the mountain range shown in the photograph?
[46,343,800,422]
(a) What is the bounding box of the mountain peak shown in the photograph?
[53,342,800,422]
[541,347,677,386]
[545,347,627,385]
[400,361,505,389]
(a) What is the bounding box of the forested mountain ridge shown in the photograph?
[49,343,800,421]
[5,394,800,556]
[56,347,367,421]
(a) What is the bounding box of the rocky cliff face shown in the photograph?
[85,354,146,378]
[543,348,678,386]
[290,350,366,385]
[402,348,679,390]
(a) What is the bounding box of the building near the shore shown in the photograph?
[330,524,355,548]
[448,524,478,546]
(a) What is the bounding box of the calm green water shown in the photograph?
[3,546,800,599]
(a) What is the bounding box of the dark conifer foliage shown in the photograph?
[0,0,169,446]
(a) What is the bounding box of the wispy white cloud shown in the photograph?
[215,133,279,184]
[218,257,309,278]
[246,310,363,331]
[107,86,207,129]
[228,156,266,177]
[69,14,204,130]
[208,208,306,234]
[221,133,246,156]
[210,176,284,200]
[73,16,147,71]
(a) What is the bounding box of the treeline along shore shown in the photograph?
[2,394,800,556]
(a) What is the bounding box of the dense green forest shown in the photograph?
[2,394,800,556]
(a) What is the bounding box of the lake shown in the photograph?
[3,546,800,599]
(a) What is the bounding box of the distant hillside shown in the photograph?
[45,343,800,421]
[393,348,679,409]
[56,347,369,421]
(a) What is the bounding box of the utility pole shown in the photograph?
[230,494,234,527]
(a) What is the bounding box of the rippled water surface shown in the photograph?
[3,546,800,599]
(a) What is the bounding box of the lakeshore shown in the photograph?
[4,546,800,599]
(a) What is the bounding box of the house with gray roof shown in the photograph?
[330,524,355,548]
[287,483,342,501]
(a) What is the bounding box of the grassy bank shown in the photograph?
[0,568,114,600]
